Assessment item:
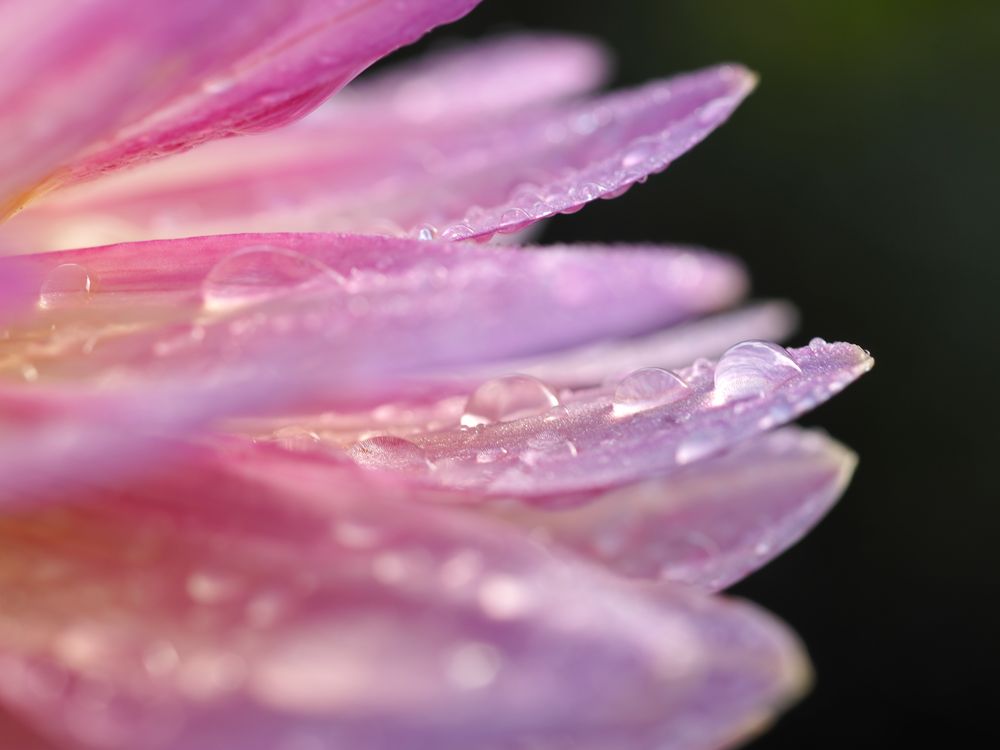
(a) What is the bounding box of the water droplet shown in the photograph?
[201,246,341,313]
[675,429,727,465]
[186,570,242,604]
[612,368,689,417]
[542,405,569,423]
[38,263,91,309]
[461,375,560,427]
[413,223,438,241]
[271,426,322,452]
[478,575,531,620]
[713,341,802,405]
[809,336,828,349]
[348,435,431,472]
[445,642,502,690]
[476,446,508,464]
[331,521,381,550]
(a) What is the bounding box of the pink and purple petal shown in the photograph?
[486,427,856,591]
[0,0,482,216]
[5,65,754,251]
[0,442,808,750]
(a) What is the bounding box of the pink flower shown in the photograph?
[0,2,873,749]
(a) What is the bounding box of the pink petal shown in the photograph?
[0,443,808,750]
[6,65,754,250]
[486,427,856,591]
[0,0,481,216]
[334,33,612,123]
[369,340,874,501]
[1,235,746,408]
[468,301,798,389]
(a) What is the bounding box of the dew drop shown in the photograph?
[201,246,341,313]
[445,642,502,690]
[712,341,802,405]
[612,368,689,417]
[348,435,431,472]
[38,263,91,309]
[675,429,727,465]
[413,223,438,241]
[478,575,531,620]
[460,375,560,428]
[271,426,322,452]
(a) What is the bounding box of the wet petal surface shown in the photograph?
[6,65,755,250]
[0,0,481,216]
[0,443,808,750]
[486,428,856,590]
[0,235,746,409]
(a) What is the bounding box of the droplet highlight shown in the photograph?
[612,368,689,417]
[38,263,92,309]
[348,435,431,472]
[713,341,802,405]
[461,375,560,428]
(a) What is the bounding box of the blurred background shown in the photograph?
[396,1,999,747]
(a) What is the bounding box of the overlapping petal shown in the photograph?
[0,0,482,218]
[1,235,746,408]
[0,441,808,750]
[4,63,755,251]
[485,427,855,591]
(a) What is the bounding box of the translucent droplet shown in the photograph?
[809,336,828,349]
[460,375,560,428]
[348,435,431,472]
[445,642,502,690]
[413,224,438,241]
[713,341,802,405]
[201,246,341,312]
[478,575,531,620]
[38,263,91,309]
[271,426,322,452]
[675,429,728,465]
[612,368,689,417]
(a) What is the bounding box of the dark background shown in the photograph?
[401,1,999,747]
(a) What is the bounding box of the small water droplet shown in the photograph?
[38,263,91,309]
[476,446,509,464]
[713,341,802,405]
[186,570,241,604]
[543,405,569,423]
[612,368,689,417]
[445,642,502,690]
[460,375,560,428]
[675,429,727,465]
[201,246,341,312]
[348,435,431,472]
[413,223,438,241]
[271,426,322,452]
[478,575,531,620]
[809,336,828,349]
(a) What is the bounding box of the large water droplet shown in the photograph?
[713,341,802,405]
[348,435,431,472]
[612,368,689,417]
[38,263,91,309]
[461,375,560,428]
[201,246,341,313]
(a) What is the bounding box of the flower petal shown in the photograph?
[470,301,798,389]
[485,427,856,591]
[6,65,754,250]
[367,341,873,502]
[0,442,808,750]
[1,235,746,409]
[0,0,481,217]
[335,33,612,123]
